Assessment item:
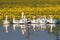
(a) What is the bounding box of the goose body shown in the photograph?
[40,16,47,24]
[13,17,19,24]
[35,18,40,28]
[47,16,56,24]
[19,19,27,29]
[3,15,9,25]
[19,16,27,24]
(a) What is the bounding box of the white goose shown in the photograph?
[40,16,47,24]
[19,12,27,24]
[13,17,19,24]
[19,16,27,24]
[3,15,9,25]
[19,12,27,30]
[47,15,56,24]
[39,16,47,30]
[13,12,27,24]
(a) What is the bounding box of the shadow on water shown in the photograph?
[0,23,60,40]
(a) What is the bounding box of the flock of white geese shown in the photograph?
[3,12,56,24]
[2,12,57,34]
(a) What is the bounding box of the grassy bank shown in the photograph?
[0,7,60,20]
[0,0,60,21]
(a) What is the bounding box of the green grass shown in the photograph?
[0,0,60,20]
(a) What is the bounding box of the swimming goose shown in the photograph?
[47,15,56,24]
[40,16,47,24]
[3,15,9,25]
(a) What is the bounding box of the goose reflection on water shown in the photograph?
[3,24,9,33]
[47,24,56,32]
[40,24,47,31]
[2,23,57,40]
[13,24,19,31]
[3,20,56,34]
[2,23,56,33]
[18,23,26,35]
[13,23,27,35]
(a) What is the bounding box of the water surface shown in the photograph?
[0,23,60,40]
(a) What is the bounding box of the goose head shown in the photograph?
[22,12,24,18]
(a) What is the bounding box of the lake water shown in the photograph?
[0,23,60,40]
